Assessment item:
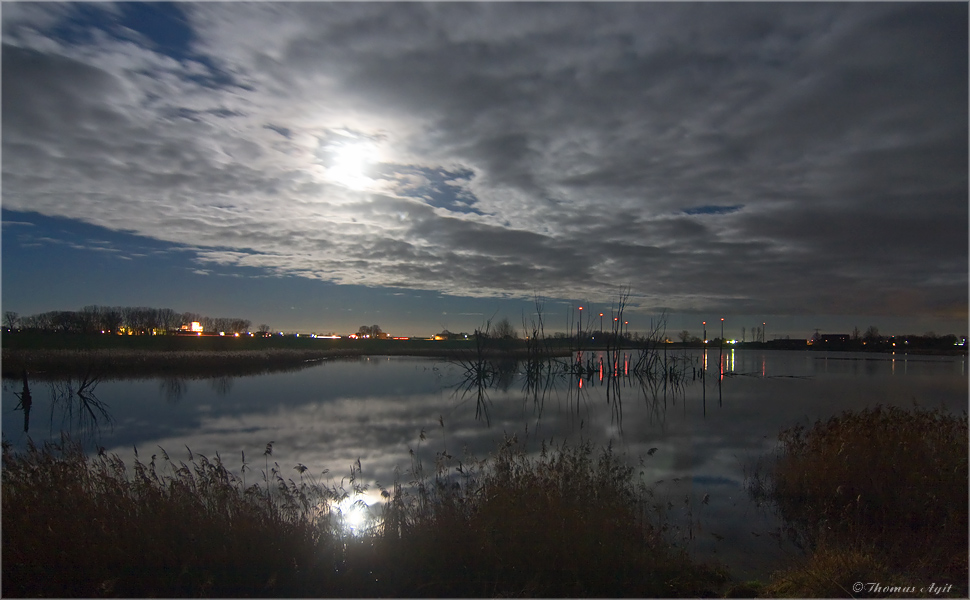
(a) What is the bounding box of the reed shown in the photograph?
[371,435,728,597]
[3,344,571,381]
[1,436,341,597]
[757,405,968,597]
[2,434,728,597]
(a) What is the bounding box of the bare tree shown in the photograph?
[492,317,517,340]
[229,319,251,334]
[100,307,123,334]
[157,308,181,333]
[4,311,19,331]
[79,306,101,333]
[357,324,384,338]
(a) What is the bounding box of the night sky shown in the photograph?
[2,2,967,339]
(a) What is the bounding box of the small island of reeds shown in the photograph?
[750,405,968,598]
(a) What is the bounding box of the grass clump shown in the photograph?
[3,435,726,597]
[371,436,727,597]
[759,405,968,597]
[2,437,339,597]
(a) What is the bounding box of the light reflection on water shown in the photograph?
[2,350,966,578]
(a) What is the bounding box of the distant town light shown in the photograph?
[181,321,204,333]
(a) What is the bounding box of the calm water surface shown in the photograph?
[3,349,966,578]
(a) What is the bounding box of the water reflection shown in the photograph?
[158,376,239,404]
[12,370,32,433]
[7,369,114,442]
[2,350,966,580]
[209,376,234,396]
[160,377,188,404]
[452,347,702,431]
[47,372,112,444]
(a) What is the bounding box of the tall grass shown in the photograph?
[2,436,340,597]
[3,435,727,597]
[375,436,727,597]
[2,348,352,381]
[756,405,968,597]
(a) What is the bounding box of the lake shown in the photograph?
[2,348,966,579]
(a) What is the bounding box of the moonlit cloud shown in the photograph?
[2,2,966,332]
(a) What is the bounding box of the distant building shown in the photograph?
[808,333,851,349]
[433,330,471,341]
[765,338,809,350]
[179,321,203,333]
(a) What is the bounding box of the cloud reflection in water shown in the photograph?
[2,351,965,578]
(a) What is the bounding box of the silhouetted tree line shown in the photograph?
[356,324,387,339]
[4,306,252,336]
[810,325,963,351]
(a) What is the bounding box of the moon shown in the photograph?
[328,140,378,190]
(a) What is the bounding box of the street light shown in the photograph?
[763,322,766,343]
[599,313,604,333]
[702,321,707,344]
[721,318,725,346]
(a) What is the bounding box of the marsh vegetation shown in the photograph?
[7,404,964,597]
[2,435,728,597]
[748,405,968,598]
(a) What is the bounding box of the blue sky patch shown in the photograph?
[47,3,194,61]
[43,2,237,90]
[265,124,293,139]
[378,164,483,215]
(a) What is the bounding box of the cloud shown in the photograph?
[2,3,965,321]
[683,205,745,216]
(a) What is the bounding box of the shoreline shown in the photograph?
[1,346,575,381]
[2,332,963,380]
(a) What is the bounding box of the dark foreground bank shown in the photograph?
[751,405,968,598]
[2,436,728,598]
